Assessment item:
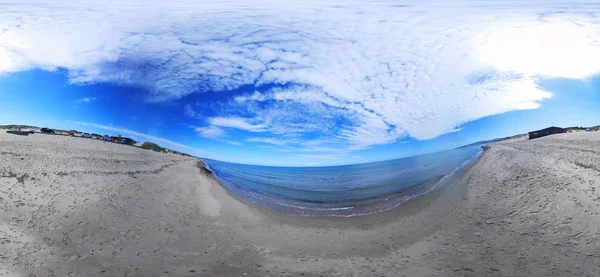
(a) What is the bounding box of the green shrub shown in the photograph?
[140,142,166,152]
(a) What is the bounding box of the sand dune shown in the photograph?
[1,131,600,276]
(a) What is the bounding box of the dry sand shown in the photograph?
[1,131,600,276]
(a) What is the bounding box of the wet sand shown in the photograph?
[1,131,600,276]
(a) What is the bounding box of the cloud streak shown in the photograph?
[2,1,600,151]
[246,137,287,146]
[208,117,267,132]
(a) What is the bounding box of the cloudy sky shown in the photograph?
[1,0,600,166]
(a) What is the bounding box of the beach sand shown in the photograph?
[1,131,600,276]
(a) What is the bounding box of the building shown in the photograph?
[528,126,566,140]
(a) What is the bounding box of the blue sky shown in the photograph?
[1,69,599,166]
[1,1,600,166]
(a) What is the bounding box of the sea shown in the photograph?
[204,145,484,217]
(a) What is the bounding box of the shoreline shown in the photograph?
[199,146,486,226]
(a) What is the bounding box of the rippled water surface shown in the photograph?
[205,145,483,217]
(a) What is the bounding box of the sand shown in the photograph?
[1,131,600,276]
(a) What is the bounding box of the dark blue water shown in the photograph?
[204,145,483,217]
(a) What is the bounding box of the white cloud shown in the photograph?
[233,91,267,103]
[475,21,600,79]
[192,116,267,139]
[75,97,96,103]
[2,1,599,149]
[208,117,267,132]
[194,125,224,138]
[189,125,241,145]
[184,104,197,118]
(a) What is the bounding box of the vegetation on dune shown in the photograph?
[501,133,528,140]
[565,126,587,131]
[140,142,167,153]
[139,141,192,157]
[0,124,38,130]
[169,150,192,157]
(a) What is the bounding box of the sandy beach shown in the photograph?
[2,131,600,276]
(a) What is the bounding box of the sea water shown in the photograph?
[204,145,483,217]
